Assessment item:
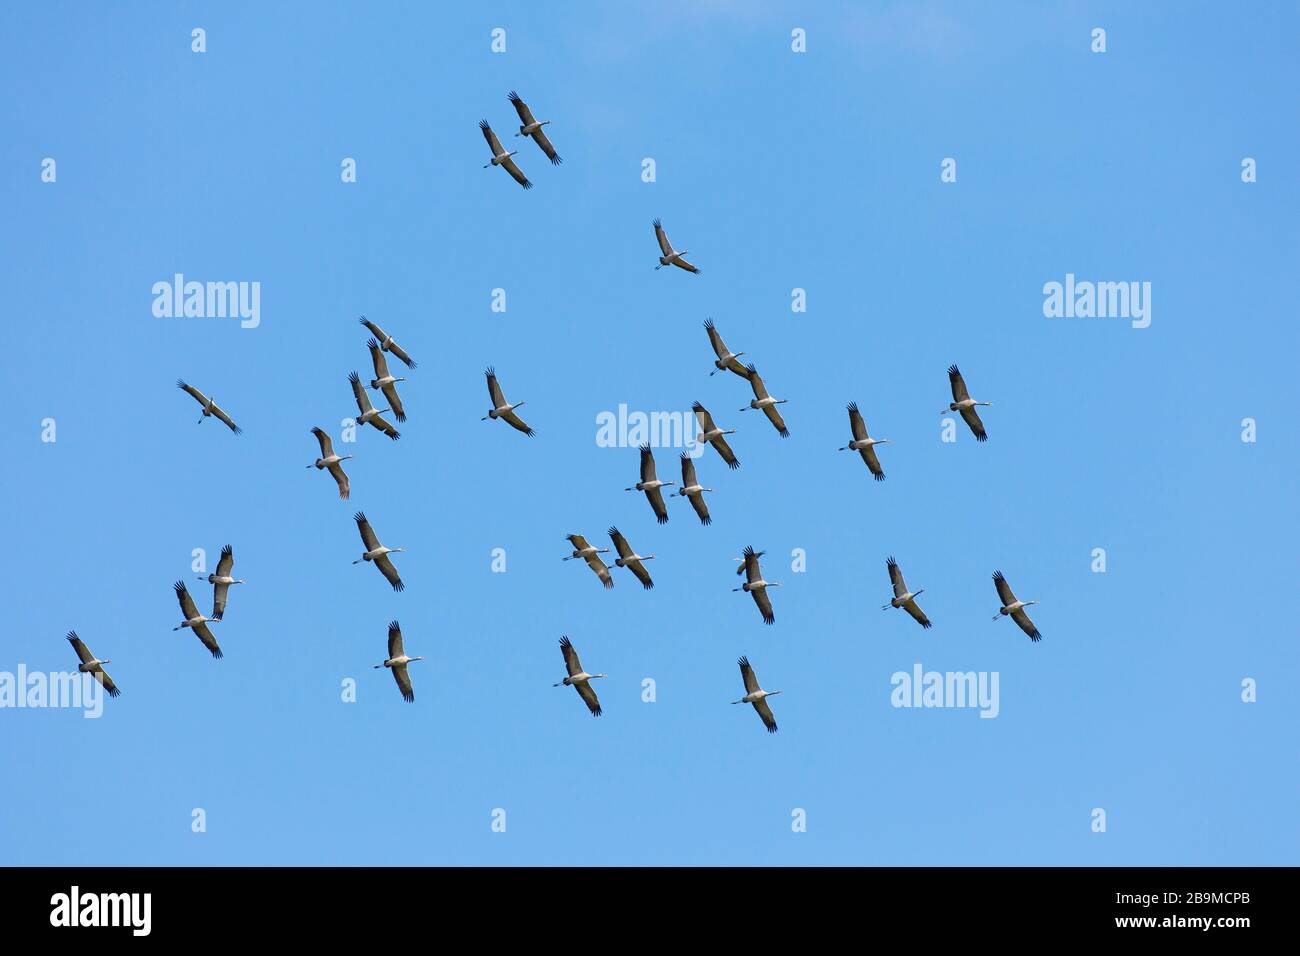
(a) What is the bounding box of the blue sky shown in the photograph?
[2,1,1296,865]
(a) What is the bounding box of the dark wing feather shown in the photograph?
[847,402,868,442]
[387,621,405,661]
[381,382,406,423]
[886,557,907,598]
[861,445,884,480]
[576,681,602,716]
[507,91,537,125]
[174,581,200,619]
[311,426,335,457]
[176,379,208,406]
[375,554,404,592]
[904,599,932,629]
[354,512,380,551]
[638,444,657,482]
[628,560,654,590]
[1012,609,1041,642]
[646,487,669,525]
[738,656,760,695]
[653,219,672,256]
[752,698,778,733]
[532,127,561,165]
[194,622,222,659]
[710,434,739,469]
[211,404,241,434]
[993,571,1016,607]
[960,405,988,441]
[392,664,414,702]
[584,553,613,589]
[559,636,582,676]
[762,404,789,438]
[485,367,506,407]
[607,527,633,559]
[500,409,534,436]
[948,365,971,402]
[479,119,503,154]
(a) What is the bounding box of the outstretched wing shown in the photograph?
[711,434,739,469]
[501,155,532,189]
[948,365,971,403]
[762,404,789,438]
[381,382,406,423]
[194,621,223,659]
[212,581,230,620]
[680,453,699,489]
[645,487,669,524]
[1012,608,1042,642]
[215,545,234,579]
[887,557,908,598]
[743,546,763,585]
[704,318,729,359]
[688,491,711,525]
[360,316,386,340]
[638,444,658,483]
[350,371,374,414]
[508,90,537,126]
[692,402,717,434]
[992,571,1016,607]
[653,219,673,256]
[327,461,350,499]
[671,256,700,275]
[387,339,416,368]
[94,668,120,698]
[355,512,381,551]
[584,553,613,589]
[174,580,200,620]
[566,533,591,552]
[311,426,335,458]
[575,681,602,717]
[751,587,775,626]
[531,127,561,165]
[608,527,634,560]
[747,365,771,401]
[960,405,988,442]
[738,656,760,695]
[847,402,869,442]
[485,367,507,407]
[176,379,209,407]
[627,559,654,590]
[367,412,401,440]
[500,408,534,436]
[387,620,405,661]
[210,403,241,434]
[375,554,404,592]
[479,119,504,155]
[860,444,885,481]
[559,635,583,676]
[392,664,414,702]
[368,338,393,380]
[752,698,778,733]
[904,599,932,630]
[67,631,94,665]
